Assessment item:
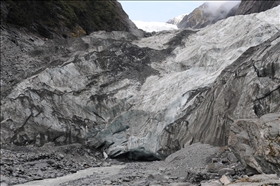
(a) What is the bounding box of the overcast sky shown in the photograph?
[119,1,205,22]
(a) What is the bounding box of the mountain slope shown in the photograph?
[236,0,280,15]
[177,2,240,29]
[1,0,142,39]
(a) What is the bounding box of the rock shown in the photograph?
[37,169,44,177]
[5,167,13,173]
[158,167,166,172]
[229,174,280,186]
[186,171,210,183]
[220,175,232,185]
[201,180,222,186]
[232,163,246,173]
[122,177,130,182]
[227,153,238,163]
[207,163,227,173]
[177,177,186,182]
[104,180,112,184]
[236,0,280,15]
[228,113,280,174]
[169,183,194,186]
[218,168,235,176]
[207,173,220,180]
[147,173,166,182]
[248,174,278,182]
[221,158,229,164]
[212,158,219,163]
[103,151,108,160]
[58,153,64,159]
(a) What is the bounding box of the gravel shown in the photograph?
[2,142,273,186]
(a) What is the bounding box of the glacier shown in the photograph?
[133,20,178,32]
[1,5,279,172]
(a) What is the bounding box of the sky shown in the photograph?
[118,1,205,22]
[118,1,240,32]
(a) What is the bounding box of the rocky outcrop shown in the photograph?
[236,0,280,15]
[177,2,240,29]
[1,0,142,39]
[229,113,280,174]
[1,6,279,179]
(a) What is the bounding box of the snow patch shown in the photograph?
[166,13,188,25]
[133,20,178,32]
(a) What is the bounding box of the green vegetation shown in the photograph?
[3,0,129,38]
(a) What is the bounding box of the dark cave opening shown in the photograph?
[114,151,161,162]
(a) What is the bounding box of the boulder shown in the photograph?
[227,152,238,164]
[218,168,235,176]
[207,163,227,173]
[220,175,232,185]
[228,113,280,174]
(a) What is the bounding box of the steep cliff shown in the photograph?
[1,0,142,39]
[1,3,279,175]
[236,0,280,15]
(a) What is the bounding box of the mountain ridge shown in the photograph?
[176,1,240,29]
[170,0,280,30]
[1,0,142,39]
